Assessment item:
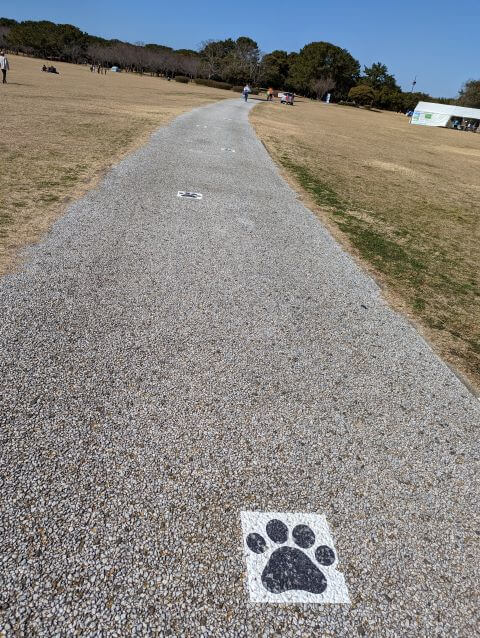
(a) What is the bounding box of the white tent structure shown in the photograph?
[411,101,480,127]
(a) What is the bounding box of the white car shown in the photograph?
[280,92,294,105]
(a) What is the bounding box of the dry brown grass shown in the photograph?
[0,54,229,273]
[251,100,480,390]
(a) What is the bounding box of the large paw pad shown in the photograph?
[246,519,332,594]
[241,512,350,604]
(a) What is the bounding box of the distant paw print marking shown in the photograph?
[246,519,335,594]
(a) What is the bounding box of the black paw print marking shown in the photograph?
[246,519,335,594]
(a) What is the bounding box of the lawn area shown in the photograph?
[0,54,229,274]
[251,100,480,390]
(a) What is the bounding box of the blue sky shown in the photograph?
[8,0,480,96]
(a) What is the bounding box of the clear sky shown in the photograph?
[8,0,480,97]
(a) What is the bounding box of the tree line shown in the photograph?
[1,17,478,110]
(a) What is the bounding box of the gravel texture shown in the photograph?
[1,98,479,637]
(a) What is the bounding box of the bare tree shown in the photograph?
[178,54,201,78]
[62,42,86,64]
[0,26,11,50]
[86,37,209,81]
[87,43,105,66]
[310,76,336,100]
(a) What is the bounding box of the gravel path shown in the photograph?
[1,98,479,637]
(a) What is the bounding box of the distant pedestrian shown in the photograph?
[267,87,274,101]
[243,84,251,102]
[0,52,10,84]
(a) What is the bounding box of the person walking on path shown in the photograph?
[0,52,10,84]
[267,87,274,101]
[242,84,251,102]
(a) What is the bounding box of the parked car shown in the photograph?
[281,92,294,105]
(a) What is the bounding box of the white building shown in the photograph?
[411,101,480,128]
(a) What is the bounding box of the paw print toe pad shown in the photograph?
[292,524,315,549]
[246,533,266,554]
[266,519,288,543]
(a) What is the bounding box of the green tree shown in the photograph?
[0,17,18,27]
[260,50,290,87]
[348,84,376,105]
[361,62,399,91]
[200,36,260,84]
[458,80,480,108]
[199,38,236,79]
[434,96,456,105]
[225,37,261,84]
[7,20,88,59]
[375,86,404,111]
[145,43,173,52]
[288,41,360,98]
[175,49,199,57]
[401,91,430,112]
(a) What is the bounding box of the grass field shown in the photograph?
[0,54,229,274]
[3,57,479,390]
[251,100,480,390]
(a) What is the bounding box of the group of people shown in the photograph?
[451,118,479,132]
[0,51,9,84]
[241,85,276,102]
[0,54,62,80]
[0,53,60,83]
[90,65,108,74]
[42,64,59,74]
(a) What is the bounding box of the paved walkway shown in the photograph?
[1,99,479,636]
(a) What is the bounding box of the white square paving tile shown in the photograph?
[241,511,350,604]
